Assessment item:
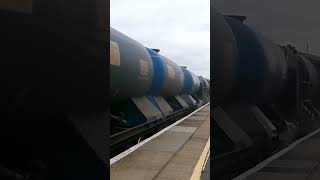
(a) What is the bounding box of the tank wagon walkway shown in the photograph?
[110,103,210,180]
[234,128,320,180]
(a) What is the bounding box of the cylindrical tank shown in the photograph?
[146,48,184,96]
[212,7,239,104]
[110,27,154,102]
[298,55,319,98]
[205,78,210,90]
[224,17,288,103]
[254,33,288,102]
[301,54,320,96]
[181,67,200,94]
[192,72,201,93]
[198,76,209,92]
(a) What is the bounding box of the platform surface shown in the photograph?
[111,104,210,180]
[236,128,320,180]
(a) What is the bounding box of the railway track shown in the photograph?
[110,107,196,157]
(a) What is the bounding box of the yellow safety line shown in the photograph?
[190,136,210,180]
[202,148,210,172]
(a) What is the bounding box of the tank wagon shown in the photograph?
[110,27,210,129]
[212,6,320,179]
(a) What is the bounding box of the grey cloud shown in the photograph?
[111,0,210,78]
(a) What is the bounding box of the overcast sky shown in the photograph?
[111,0,210,79]
[214,0,320,55]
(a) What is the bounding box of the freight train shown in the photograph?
[110,27,210,133]
[0,1,209,178]
[213,6,320,179]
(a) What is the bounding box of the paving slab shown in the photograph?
[242,131,320,180]
[110,104,210,180]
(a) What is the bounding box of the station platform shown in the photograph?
[110,103,210,180]
[234,128,320,180]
